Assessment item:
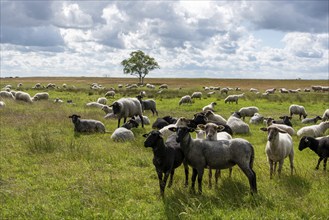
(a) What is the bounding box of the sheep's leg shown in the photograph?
[138,114,144,128]
[315,157,323,170]
[161,172,170,195]
[157,171,164,196]
[197,168,204,193]
[323,158,327,170]
[289,153,294,175]
[208,168,212,189]
[155,110,158,116]
[191,168,198,193]
[215,169,221,185]
[278,160,284,177]
[183,161,189,187]
[238,164,257,194]
[269,159,274,179]
[117,118,121,128]
[228,168,232,177]
[168,170,174,188]
[151,109,155,116]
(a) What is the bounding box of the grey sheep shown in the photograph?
[15,91,33,103]
[0,91,15,100]
[109,97,144,128]
[136,95,158,116]
[191,92,202,100]
[227,112,250,134]
[97,97,107,105]
[179,95,192,105]
[32,92,49,101]
[302,116,322,124]
[69,114,106,133]
[238,106,259,120]
[289,104,307,120]
[224,95,238,104]
[297,121,329,137]
[249,113,264,124]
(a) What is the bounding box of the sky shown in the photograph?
[1,0,328,79]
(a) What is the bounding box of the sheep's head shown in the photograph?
[110,102,121,114]
[298,136,311,151]
[143,130,163,148]
[169,126,195,143]
[260,127,287,142]
[69,114,81,123]
[198,123,225,140]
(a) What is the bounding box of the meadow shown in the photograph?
[0,77,328,219]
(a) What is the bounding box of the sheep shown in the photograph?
[101,105,113,114]
[297,121,329,138]
[202,102,217,112]
[289,104,307,120]
[32,92,49,101]
[97,97,107,105]
[104,113,117,120]
[105,91,115,98]
[132,115,150,125]
[204,110,227,125]
[0,91,15,100]
[158,117,190,140]
[179,95,192,105]
[15,91,33,103]
[69,114,106,133]
[152,118,169,130]
[111,127,134,142]
[109,97,144,128]
[266,116,293,127]
[266,124,295,136]
[280,88,289,93]
[143,130,188,196]
[224,95,238,104]
[249,113,264,124]
[168,125,257,194]
[146,83,155,89]
[159,84,168,89]
[121,119,139,130]
[238,106,259,120]
[136,95,158,116]
[191,92,202,100]
[220,88,229,94]
[302,116,323,124]
[86,102,105,109]
[265,88,276,94]
[249,88,258,93]
[54,98,63,103]
[227,112,250,134]
[0,101,5,108]
[322,109,329,121]
[298,136,329,170]
[260,126,294,179]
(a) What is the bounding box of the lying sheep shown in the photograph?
[69,114,106,133]
[132,115,150,125]
[136,95,158,116]
[202,102,217,112]
[0,91,15,100]
[204,110,227,125]
[143,130,188,196]
[101,105,113,114]
[227,112,250,134]
[159,84,168,89]
[297,121,329,138]
[321,109,329,121]
[238,106,259,120]
[15,91,33,103]
[111,119,138,142]
[260,127,294,179]
[179,95,192,105]
[289,104,307,120]
[249,113,264,124]
[86,102,105,109]
[224,95,238,104]
[191,92,202,100]
[97,97,107,105]
[32,92,49,101]
[266,116,293,127]
[302,116,322,124]
[298,136,329,170]
[54,98,64,103]
[109,97,144,128]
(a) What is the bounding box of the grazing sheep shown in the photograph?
[227,112,250,134]
[109,97,144,128]
[132,115,150,125]
[101,105,113,114]
[238,106,259,120]
[249,113,264,124]
[289,104,307,120]
[298,136,329,170]
[204,110,227,125]
[220,88,229,94]
[302,116,323,124]
[224,95,238,104]
[105,91,116,98]
[265,88,276,94]
[280,88,289,93]
[297,121,329,138]
[179,95,193,105]
[260,127,294,179]
[202,102,216,112]
[146,83,155,89]
[0,101,5,108]
[322,109,329,121]
[86,102,105,109]
[136,95,158,116]
[159,84,168,89]
[143,130,188,196]
[169,125,257,194]
[69,114,106,133]
[191,92,202,100]
[15,91,33,103]
[0,91,15,100]
[97,97,107,105]
[32,92,49,101]
[249,88,258,93]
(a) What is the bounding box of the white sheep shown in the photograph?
[104,113,117,120]
[224,95,238,104]
[191,92,202,99]
[97,97,107,105]
[86,102,105,109]
[289,104,307,120]
[261,126,294,179]
[202,102,216,112]
[111,127,135,142]
[159,84,168,89]
[0,101,5,108]
[227,112,250,134]
[297,121,329,138]
[159,117,190,140]
[132,115,150,125]
[0,91,15,100]
[105,91,116,98]
[322,109,329,121]
[267,124,295,136]
[101,105,113,114]
[32,92,49,101]
[249,113,264,124]
[249,88,258,93]
[15,91,33,103]
[204,110,227,125]
[178,95,192,105]
[54,98,64,103]
[238,106,259,120]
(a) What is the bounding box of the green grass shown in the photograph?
[1,78,329,219]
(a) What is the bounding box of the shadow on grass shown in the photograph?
[278,174,311,198]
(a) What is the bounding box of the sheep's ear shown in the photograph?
[217,125,225,132]
[260,127,268,132]
[197,124,206,130]
[304,137,309,143]
[277,128,287,133]
[168,127,177,132]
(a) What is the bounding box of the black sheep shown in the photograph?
[143,130,188,196]
[299,136,329,170]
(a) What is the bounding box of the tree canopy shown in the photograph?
[121,50,160,85]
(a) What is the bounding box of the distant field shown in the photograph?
[1,77,329,219]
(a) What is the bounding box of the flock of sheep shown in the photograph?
[1,81,329,196]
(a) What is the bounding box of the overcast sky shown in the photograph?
[1,1,328,79]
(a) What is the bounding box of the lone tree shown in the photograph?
[121,50,160,85]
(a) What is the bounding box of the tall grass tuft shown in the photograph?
[25,130,58,154]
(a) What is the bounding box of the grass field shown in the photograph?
[1,77,329,219]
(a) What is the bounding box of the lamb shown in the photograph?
[298,136,329,170]
[297,121,329,138]
[224,95,238,104]
[169,125,257,194]
[0,91,15,100]
[15,91,33,103]
[101,105,113,114]
[179,95,192,105]
[143,130,188,196]
[202,102,217,112]
[69,114,106,133]
[302,116,322,124]
[249,113,264,124]
[260,127,294,179]
[191,92,202,100]
[32,92,49,101]
[321,109,329,121]
[238,106,259,120]
[105,91,115,98]
[204,110,227,125]
[227,112,250,134]
[266,116,293,127]
[132,115,150,125]
[136,95,158,116]
[111,119,138,142]
[97,97,107,105]
[109,97,144,128]
[289,104,307,119]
